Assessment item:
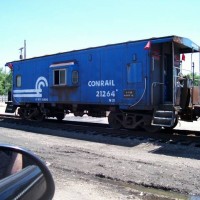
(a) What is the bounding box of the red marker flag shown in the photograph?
[182,53,185,61]
[144,41,151,50]
[8,63,13,70]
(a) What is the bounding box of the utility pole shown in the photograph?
[19,40,27,59]
[24,40,26,59]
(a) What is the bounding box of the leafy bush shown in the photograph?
[0,68,12,95]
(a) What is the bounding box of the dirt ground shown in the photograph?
[0,102,200,200]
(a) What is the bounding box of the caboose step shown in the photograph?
[152,110,175,127]
[5,102,16,113]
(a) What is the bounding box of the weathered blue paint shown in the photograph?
[5,35,200,111]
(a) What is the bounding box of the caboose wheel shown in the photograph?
[30,109,45,121]
[56,113,65,121]
[108,111,122,129]
[17,108,26,119]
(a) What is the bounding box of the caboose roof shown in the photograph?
[5,35,200,66]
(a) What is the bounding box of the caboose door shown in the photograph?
[151,46,163,106]
[164,53,173,103]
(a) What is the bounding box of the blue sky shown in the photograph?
[1,0,200,71]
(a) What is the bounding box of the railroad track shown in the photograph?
[0,114,200,148]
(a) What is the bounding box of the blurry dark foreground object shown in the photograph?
[0,144,55,200]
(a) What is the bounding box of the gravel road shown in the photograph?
[0,103,200,199]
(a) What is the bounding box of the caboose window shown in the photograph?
[60,70,66,84]
[72,71,78,84]
[16,75,21,87]
[53,69,66,85]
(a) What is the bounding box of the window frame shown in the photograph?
[72,70,79,85]
[53,69,66,86]
[16,75,22,88]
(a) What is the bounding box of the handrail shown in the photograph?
[129,77,147,108]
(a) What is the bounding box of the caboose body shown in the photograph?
[5,36,200,132]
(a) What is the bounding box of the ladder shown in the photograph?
[152,109,175,127]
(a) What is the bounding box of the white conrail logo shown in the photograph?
[13,77,48,98]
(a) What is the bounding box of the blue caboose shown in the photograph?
[5,36,200,132]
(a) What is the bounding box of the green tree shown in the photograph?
[0,68,12,95]
[188,73,200,86]
[0,68,5,95]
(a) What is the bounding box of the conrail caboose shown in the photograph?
[5,36,200,132]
